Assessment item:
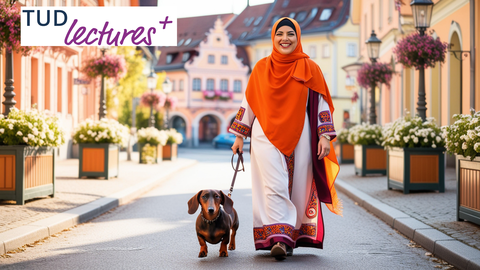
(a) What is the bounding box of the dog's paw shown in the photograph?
[219,251,229,257]
[198,251,207,258]
[228,244,235,250]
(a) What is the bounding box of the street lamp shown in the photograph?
[411,0,434,121]
[162,77,172,129]
[366,30,382,124]
[147,70,158,127]
[98,45,110,119]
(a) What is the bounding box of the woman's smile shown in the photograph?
[274,25,297,54]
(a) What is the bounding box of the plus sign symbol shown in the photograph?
[159,16,173,29]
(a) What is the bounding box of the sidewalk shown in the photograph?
[336,164,480,270]
[0,151,197,255]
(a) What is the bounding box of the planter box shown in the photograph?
[338,143,354,164]
[456,155,480,225]
[162,144,178,161]
[387,147,445,194]
[0,146,56,205]
[138,143,163,164]
[354,144,387,176]
[78,143,119,179]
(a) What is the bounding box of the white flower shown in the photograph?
[436,136,441,143]
[28,134,34,140]
[79,134,85,139]
[32,127,39,136]
[424,138,428,143]
[16,131,23,136]
[0,128,4,134]
[413,137,419,143]
[432,144,436,148]
[462,142,468,150]
[8,124,13,130]
[23,137,28,143]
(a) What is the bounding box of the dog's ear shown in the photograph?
[220,191,234,214]
[187,191,202,215]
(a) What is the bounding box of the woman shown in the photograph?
[229,17,342,260]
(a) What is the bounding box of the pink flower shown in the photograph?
[141,91,166,108]
[356,62,393,89]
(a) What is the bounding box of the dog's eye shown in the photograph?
[215,195,220,199]
[202,195,206,199]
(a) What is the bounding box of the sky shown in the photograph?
[157,0,275,18]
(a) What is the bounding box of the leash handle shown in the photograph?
[228,149,244,197]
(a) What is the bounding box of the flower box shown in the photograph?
[387,147,445,194]
[338,143,354,164]
[78,143,119,179]
[456,155,480,226]
[138,143,163,164]
[163,144,177,161]
[0,146,55,205]
[354,145,387,176]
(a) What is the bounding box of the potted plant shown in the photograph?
[202,90,216,100]
[348,123,386,176]
[73,118,129,179]
[383,113,445,194]
[443,110,480,225]
[137,127,168,164]
[336,129,354,164]
[161,128,184,161]
[393,32,447,70]
[0,108,65,205]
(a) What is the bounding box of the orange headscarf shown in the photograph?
[246,17,341,216]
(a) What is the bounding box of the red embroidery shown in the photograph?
[305,181,318,219]
[255,224,316,242]
[230,120,251,137]
[317,124,334,136]
[284,153,295,198]
[236,107,245,121]
[319,111,331,123]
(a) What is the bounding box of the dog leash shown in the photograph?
[228,150,244,198]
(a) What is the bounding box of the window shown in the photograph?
[208,55,215,64]
[184,38,192,46]
[347,43,357,57]
[254,16,262,26]
[296,11,307,22]
[271,15,281,26]
[178,39,184,46]
[192,78,201,91]
[166,54,173,64]
[288,12,296,19]
[309,45,317,58]
[309,8,318,20]
[322,44,330,58]
[179,79,184,91]
[282,0,289,8]
[239,32,248,39]
[233,80,242,93]
[221,55,228,65]
[346,76,355,86]
[320,8,333,21]
[206,79,215,90]
[220,79,228,91]
[172,80,176,92]
[245,17,254,27]
[182,52,190,62]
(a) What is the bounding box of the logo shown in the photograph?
[21,7,177,46]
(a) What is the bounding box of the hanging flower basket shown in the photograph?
[216,90,233,101]
[356,62,393,89]
[82,54,127,81]
[202,90,216,100]
[141,91,166,108]
[0,1,37,55]
[164,96,178,110]
[393,32,448,70]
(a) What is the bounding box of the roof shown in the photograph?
[246,0,351,40]
[155,13,235,71]
[225,4,271,45]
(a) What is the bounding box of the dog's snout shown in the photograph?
[208,207,214,213]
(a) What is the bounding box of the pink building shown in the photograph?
[155,14,249,147]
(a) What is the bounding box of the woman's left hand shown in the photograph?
[317,136,330,160]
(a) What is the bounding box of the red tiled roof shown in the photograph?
[225,4,271,43]
[155,13,235,70]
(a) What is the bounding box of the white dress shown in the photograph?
[229,92,336,250]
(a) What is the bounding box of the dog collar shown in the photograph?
[201,211,221,224]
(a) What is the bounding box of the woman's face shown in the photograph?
[274,25,297,55]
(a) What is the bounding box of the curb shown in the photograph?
[0,159,197,255]
[336,179,480,270]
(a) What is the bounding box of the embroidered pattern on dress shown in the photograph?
[317,123,335,136]
[305,181,318,219]
[253,224,295,241]
[236,107,246,121]
[319,111,331,123]
[284,153,295,198]
[230,120,251,137]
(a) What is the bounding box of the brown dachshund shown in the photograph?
[187,189,239,258]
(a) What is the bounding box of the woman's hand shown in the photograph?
[232,136,244,154]
[317,136,330,160]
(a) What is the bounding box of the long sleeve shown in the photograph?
[229,97,255,138]
[317,94,337,141]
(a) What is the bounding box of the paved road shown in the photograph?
[1,149,445,269]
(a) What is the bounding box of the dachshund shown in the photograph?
[187,189,239,258]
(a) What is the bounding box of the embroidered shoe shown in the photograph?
[271,242,287,260]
